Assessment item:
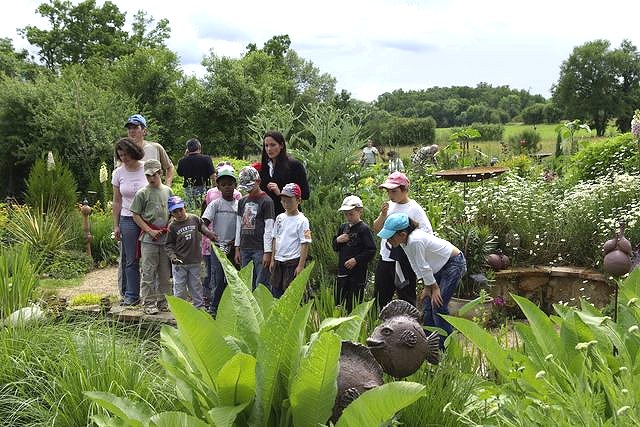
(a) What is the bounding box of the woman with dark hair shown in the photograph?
[259,130,310,216]
[112,137,146,305]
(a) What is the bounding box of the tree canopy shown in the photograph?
[552,39,640,136]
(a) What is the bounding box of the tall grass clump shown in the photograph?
[0,318,176,426]
[0,244,40,320]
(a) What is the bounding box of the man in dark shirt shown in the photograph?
[177,138,215,211]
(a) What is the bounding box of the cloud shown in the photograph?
[375,39,436,53]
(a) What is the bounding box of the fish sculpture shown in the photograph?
[366,299,440,378]
[332,341,384,422]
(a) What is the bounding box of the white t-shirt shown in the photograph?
[380,199,432,261]
[362,146,379,165]
[273,212,312,261]
[111,162,147,217]
[401,228,454,285]
[202,198,238,244]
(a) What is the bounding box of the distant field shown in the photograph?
[395,123,602,160]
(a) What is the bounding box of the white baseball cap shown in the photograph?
[338,195,364,211]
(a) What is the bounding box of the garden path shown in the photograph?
[58,266,118,299]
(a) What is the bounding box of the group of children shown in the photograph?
[128,158,311,316]
[128,158,466,350]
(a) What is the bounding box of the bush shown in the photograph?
[452,123,504,141]
[43,250,93,279]
[0,245,40,320]
[506,129,541,154]
[567,133,638,183]
[25,157,78,213]
[89,207,119,266]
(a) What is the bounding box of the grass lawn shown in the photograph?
[39,277,83,290]
[394,123,605,161]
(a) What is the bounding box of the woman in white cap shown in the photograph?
[378,212,466,350]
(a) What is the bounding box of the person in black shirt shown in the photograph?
[177,138,215,211]
[259,131,310,216]
[332,195,377,311]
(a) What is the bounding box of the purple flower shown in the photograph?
[493,296,505,306]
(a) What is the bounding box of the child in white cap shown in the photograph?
[332,195,377,311]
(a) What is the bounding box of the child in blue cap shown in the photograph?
[378,212,466,350]
[165,195,216,309]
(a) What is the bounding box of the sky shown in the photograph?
[2,0,639,102]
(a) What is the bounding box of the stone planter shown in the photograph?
[448,296,493,320]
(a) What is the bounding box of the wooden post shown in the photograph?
[81,198,93,258]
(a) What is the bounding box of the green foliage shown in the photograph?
[567,133,638,182]
[453,122,504,141]
[5,203,77,259]
[553,39,640,136]
[88,255,422,426]
[89,207,119,266]
[0,245,40,320]
[43,249,93,279]
[0,318,176,426]
[444,273,640,425]
[506,129,541,154]
[442,223,497,298]
[25,157,78,212]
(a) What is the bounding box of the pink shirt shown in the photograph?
[202,187,242,255]
[112,162,146,217]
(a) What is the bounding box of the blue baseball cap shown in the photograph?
[168,195,185,212]
[377,213,410,239]
[125,114,147,128]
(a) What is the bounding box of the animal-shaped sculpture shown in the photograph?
[366,299,440,378]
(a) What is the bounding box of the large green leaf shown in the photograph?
[167,296,238,389]
[214,247,263,354]
[512,294,564,363]
[90,414,128,427]
[252,261,314,426]
[254,284,275,324]
[335,381,425,427]
[216,353,257,407]
[445,315,544,393]
[290,331,341,427]
[84,391,151,427]
[286,302,314,392]
[207,402,251,427]
[308,315,357,347]
[336,299,375,342]
[238,259,254,290]
[150,412,209,427]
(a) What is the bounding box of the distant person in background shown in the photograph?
[387,150,405,173]
[177,138,215,211]
[259,130,310,216]
[361,139,379,166]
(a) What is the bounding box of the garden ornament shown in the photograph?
[487,250,510,270]
[332,341,384,422]
[603,222,633,277]
[366,299,440,378]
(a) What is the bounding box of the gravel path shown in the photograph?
[57,266,119,299]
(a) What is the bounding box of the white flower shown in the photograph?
[545,354,554,361]
[628,325,639,334]
[46,151,55,171]
[99,162,108,184]
[535,370,546,379]
[617,406,631,416]
[575,340,597,351]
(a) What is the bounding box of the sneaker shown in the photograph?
[121,299,139,307]
[143,306,159,315]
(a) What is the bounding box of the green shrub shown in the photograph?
[43,250,93,279]
[89,208,118,266]
[69,293,102,306]
[506,129,541,154]
[25,157,77,212]
[452,123,504,141]
[567,133,638,183]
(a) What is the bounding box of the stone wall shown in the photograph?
[491,266,614,313]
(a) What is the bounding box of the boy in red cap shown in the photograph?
[269,183,311,297]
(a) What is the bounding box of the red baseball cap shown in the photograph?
[281,183,302,198]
